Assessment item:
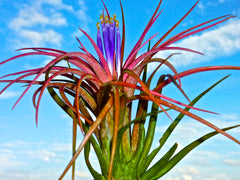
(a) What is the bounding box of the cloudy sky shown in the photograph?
[0,0,240,179]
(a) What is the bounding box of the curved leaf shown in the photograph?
[139,75,230,174]
[140,143,178,180]
[155,124,240,179]
[58,96,113,180]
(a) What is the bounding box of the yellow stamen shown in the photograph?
[104,15,108,23]
[99,13,119,26]
[97,22,100,30]
[100,14,103,20]
[113,14,116,21]
[109,17,113,24]
[115,20,119,27]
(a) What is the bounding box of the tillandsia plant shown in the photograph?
[1,0,240,179]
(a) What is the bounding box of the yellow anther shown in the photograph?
[97,22,100,30]
[99,13,118,26]
[109,17,113,24]
[104,16,108,23]
[115,20,119,27]
[113,14,116,21]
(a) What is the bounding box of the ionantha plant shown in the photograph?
[0,0,240,179]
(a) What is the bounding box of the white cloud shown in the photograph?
[166,171,231,180]
[220,113,238,120]
[0,149,27,168]
[0,169,64,180]
[2,141,29,147]
[10,11,51,30]
[7,0,90,47]
[72,0,90,37]
[164,160,238,180]
[39,0,73,11]
[1,141,68,163]
[165,177,181,180]
[76,171,91,178]
[156,113,240,148]
[19,29,62,46]
[0,91,20,99]
[8,4,67,31]
[178,166,199,175]
[24,149,56,162]
[154,18,240,68]
[0,140,92,180]
[223,159,240,166]
[172,166,201,180]
[182,175,192,180]
[48,142,71,152]
[191,150,220,160]
[7,0,73,47]
[198,3,205,10]
[77,9,88,23]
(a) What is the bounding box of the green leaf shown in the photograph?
[137,75,165,175]
[58,96,113,180]
[118,93,132,162]
[140,143,178,180]
[155,124,240,179]
[82,123,109,177]
[138,75,230,175]
[84,141,105,180]
[137,101,158,175]
[72,117,77,180]
[159,75,230,148]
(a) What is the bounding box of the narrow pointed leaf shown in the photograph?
[155,124,240,179]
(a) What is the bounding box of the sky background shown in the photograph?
[0,0,240,179]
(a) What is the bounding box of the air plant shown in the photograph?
[0,0,240,179]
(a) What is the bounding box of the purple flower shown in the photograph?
[97,14,121,76]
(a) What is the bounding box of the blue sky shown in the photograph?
[0,0,240,179]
